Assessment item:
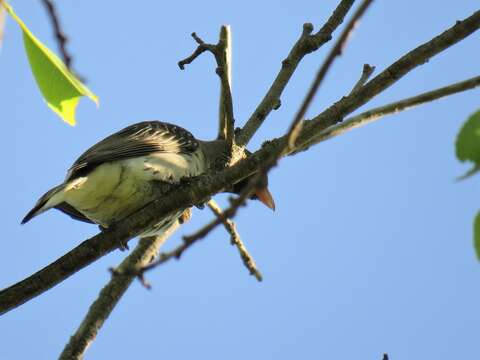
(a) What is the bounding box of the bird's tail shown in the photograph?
[21,184,66,224]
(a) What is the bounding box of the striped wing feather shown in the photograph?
[66,121,199,181]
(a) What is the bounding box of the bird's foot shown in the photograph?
[118,240,130,251]
[99,222,130,251]
[179,208,192,224]
[195,197,210,210]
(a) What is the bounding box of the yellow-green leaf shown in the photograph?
[3,2,98,125]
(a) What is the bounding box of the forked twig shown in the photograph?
[237,0,356,146]
[349,63,375,94]
[179,30,235,146]
[285,0,375,152]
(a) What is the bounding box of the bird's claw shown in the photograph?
[195,197,210,210]
[179,208,192,224]
[118,240,130,251]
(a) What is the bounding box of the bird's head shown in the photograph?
[231,172,275,211]
[200,139,275,210]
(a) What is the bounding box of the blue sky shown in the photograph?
[1,1,479,359]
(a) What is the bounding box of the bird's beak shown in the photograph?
[255,187,276,211]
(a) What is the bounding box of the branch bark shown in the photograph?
[286,0,374,152]
[59,221,180,360]
[298,75,480,150]
[218,25,234,145]
[208,200,262,281]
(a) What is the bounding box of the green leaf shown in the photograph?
[455,110,480,180]
[473,212,480,261]
[3,2,98,125]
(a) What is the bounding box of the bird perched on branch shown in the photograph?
[21,121,275,237]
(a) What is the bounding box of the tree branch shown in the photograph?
[295,9,480,150]
[164,7,480,257]
[297,75,480,150]
[178,169,260,249]
[59,221,180,360]
[232,0,373,212]
[207,199,262,281]
[237,0,356,146]
[1,7,479,317]
[0,156,267,315]
[286,0,374,152]
[138,198,263,281]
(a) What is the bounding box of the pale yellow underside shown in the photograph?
[48,151,205,227]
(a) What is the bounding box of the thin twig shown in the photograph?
[237,0,356,146]
[140,182,258,277]
[218,25,234,144]
[295,74,480,151]
[177,171,260,249]
[185,195,246,250]
[59,221,180,360]
[207,199,262,281]
[349,63,375,94]
[1,9,479,316]
[138,226,214,275]
[179,30,235,147]
[177,33,211,69]
[286,0,375,152]
[41,0,83,79]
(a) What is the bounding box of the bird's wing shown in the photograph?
[66,121,200,181]
[54,202,95,224]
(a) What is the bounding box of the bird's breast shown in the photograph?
[62,150,206,227]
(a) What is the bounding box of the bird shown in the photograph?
[21,121,275,237]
